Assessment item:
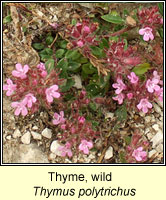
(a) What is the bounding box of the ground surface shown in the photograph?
[2,2,163,164]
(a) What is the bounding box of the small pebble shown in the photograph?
[104,146,113,160]
[21,131,31,145]
[42,128,52,139]
[13,129,22,138]
[152,124,160,131]
[148,150,157,158]
[31,131,42,140]
[50,140,62,156]
[6,135,12,140]
[105,112,114,119]
[153,103,162,114]
[156,144,163,153]
[32,126,38,130]
[151,130,163,148]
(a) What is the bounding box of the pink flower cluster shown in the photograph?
[125,131,149,163]
[105,40,141,77]
[112,70,162,114]
[52,107,97,157]
[138,6,163,41]
[3,63,62,116]
[66,19,98,48]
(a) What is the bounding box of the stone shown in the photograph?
[152,124,160,131]
[31,131,42,140]
[105,112,114,119]
[50,140,62,156]
[148,150,157,158]
[13,129,22,138]
[104,146,113,160]
[72,75,82,89]
[147,133,153,140]
[42,128,52,139]
[139,111,145,117]
[6,135,12,140]
[153,103,162,114]
[156,144,163,153]
[32,126,38,130]
[21,131,31,145]
[3,142,49,163]
[151,130,163,148]
[145,116,151,123]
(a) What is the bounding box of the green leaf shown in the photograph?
[71,19,77,25]
[33,43,45,50]
[61,78,75,92]
[68,61,81,71]
[3,15,12,24]
[119,151,127,163]
[101,14,124,24]
[39,48,53,61]
[82,63,97,74]
[158,3,163,16]
[56,58,68,71]
[59,40,68,49]
[99,38,109,49]
[123,39,128,50]
[46,35,54,45]
[89,102,97,112]
[79,57,89,64]
[64,94,76,101]
[158,28,163,39]
[55,49,65,58]
[65,50,81,60]
[90,46,105,58]
[115,104,127,122]
[132,63,151,76]
[86,84,101,96]
[45,59,55,74]
[124,136,131,145]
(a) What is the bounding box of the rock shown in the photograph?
[153,103,162,114]
[42,128,52,139]
[31,131,42,140]
[21,131,31,144]
[145,116,151,123]
[148,150,157,158]
[3,142,49,163]
[145,128,150,135]
[104,146,113,160]
[152,124,160,131]
[72,75,82,89]
[156,144,163,153]
[32,126,38,130]
[151,130,163,148]
[13,129,21,138]
[6,135,12,140]
[105,112,114,119]
[147,133,153,140]
[139,111,145,117]
[50,140,62,156]
[48,153,56,160]
[155,99,163,108]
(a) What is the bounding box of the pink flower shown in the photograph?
[37,62,47,77]
[78,116,85,124]
[112,78,126,94]
[45,85,60,103]
[11,99,28,116]
[112,93,125,104]
[58,142,73,157]
[12,63,29,79]
[77,40,84,47]
[137,98,152,113]
[79,140,93,154]
[127,72,139,84]
[127,93,133,100]
[52,111,65,125]
[146,79,160,93]
[155,87,163,102]
[3,78,17,96]
[132,147,147,161]
[23,93,36,108]
[61,124,66,130]
[83,25,90,33]
[139,27,154,41]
